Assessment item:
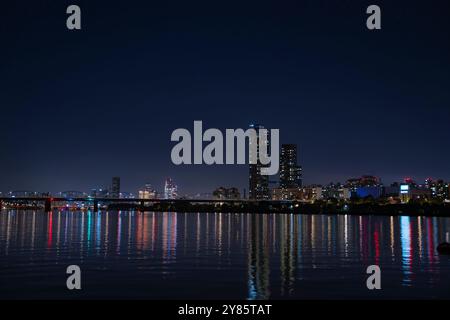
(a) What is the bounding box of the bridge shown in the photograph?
[0,196,296,212]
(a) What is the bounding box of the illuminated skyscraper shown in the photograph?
[279,144,302,189]
[164,178,178,199]
[248,124,270,200]
[111,177,120,198]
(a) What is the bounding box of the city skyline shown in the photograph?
[2,1,450,195]
[1,172,449,199]
[1,0,450,304]
[0,135,449,196]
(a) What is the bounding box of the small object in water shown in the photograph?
[437,242,450,255]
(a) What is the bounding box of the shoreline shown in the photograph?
[3,202,450,217]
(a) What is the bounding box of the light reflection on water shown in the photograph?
[400,216,412,286]
[0,210,449,299]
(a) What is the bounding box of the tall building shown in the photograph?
[279,144,302,189]
[111,177,120,198]
[248,124,270,200]
[164,178,178,199]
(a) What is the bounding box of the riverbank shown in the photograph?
[106,201,450,217]
[3,201,450,217]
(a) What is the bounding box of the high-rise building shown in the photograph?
[111,177,120,198]
[248,124,270,200]
[279,144,302,189]
[164,178,178,199]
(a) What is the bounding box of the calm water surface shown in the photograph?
[1,210,449,299]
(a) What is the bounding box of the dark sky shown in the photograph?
[1,0,450,195]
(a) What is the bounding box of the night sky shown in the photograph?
[1,0,450,195]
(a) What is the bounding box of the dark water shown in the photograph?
[1,210,449,299]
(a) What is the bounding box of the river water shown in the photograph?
[1,210,449,299]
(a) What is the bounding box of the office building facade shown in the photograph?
[248,124,270,200]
